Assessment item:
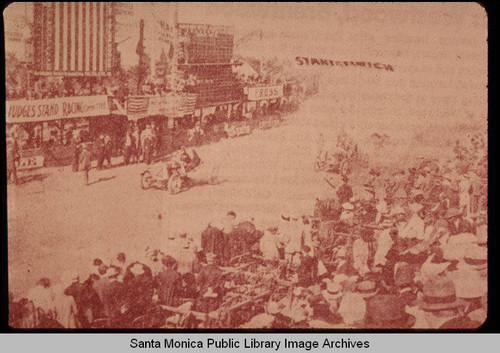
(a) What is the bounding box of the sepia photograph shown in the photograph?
[5,2,487,329]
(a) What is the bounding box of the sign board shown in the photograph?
[247,85,283,101]
[6,95,110,124]
[258,119,281,130]
[16,155,45,170]
[226,121,251,138]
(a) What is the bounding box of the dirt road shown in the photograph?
[7,90,471,297]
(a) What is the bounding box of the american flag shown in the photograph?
[177,94,198,116]
[33,2,114,76]
[127,97,150,115]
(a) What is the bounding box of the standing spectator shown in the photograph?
[154,255,181,306]
[79,144,93,186]
[141,125,153,164]
[151,122,159,157]
[104,134,113,168]
[122,262,154,323]
[189,121,205,146]
[132,124,141,163]
[196,253,222,312]
[70,131,82,172]
[201,223,226,263]
[95,135,106,170]
[123,128,136,165]
[34,124,42,148]
[7,136,20,185]
[337,176,354,204]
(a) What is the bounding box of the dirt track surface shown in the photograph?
[7,97,335,298]
[7,91,474,297]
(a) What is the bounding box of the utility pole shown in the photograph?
[136,19,146,94]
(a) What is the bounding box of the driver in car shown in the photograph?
[174,147,191,178]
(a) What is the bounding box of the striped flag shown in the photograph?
[177,94,198,116]
[127,96,150,115]
[33,2,114,76]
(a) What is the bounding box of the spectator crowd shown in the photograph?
[9,132,487,328]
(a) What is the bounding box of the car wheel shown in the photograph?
[168,174,183,194]
[141,171,153,190]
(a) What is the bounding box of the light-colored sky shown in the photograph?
[4,2,487,124]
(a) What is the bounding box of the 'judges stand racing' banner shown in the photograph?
[6,95,110,124]
[247,84,284,101]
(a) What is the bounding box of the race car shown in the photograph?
[140,148,201,194]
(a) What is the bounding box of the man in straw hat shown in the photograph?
[356,280,378,299]
[410,275,466,328]
[436,267,486,329]
[79,142,93,186]
[457,245,487,278]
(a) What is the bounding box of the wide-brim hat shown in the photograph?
[206,252,217,263]
[308,319,337,328]
[322,282,343,300]
[293,286,306,297]
[342,202,355,211]
[419,276,464,311]
[390,205,406,216]
[105,266,120,278]
[394,262,415,288]
[409,202,423,213]
[130,263,145,276]
[241,314,275,328]
[442,233,477,261]
[475,225,487,245]
[357,280,378,298]
[376,201,389,214]
[338,292,367,325]
[463,245,487,271]
[448,268,487,299]
[267,301,284,315]
[365,294,416,329]
[379,218,394,228]
[203,287,218,298]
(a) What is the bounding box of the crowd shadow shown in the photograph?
[88,175,116,186]
[14,173,51,186]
